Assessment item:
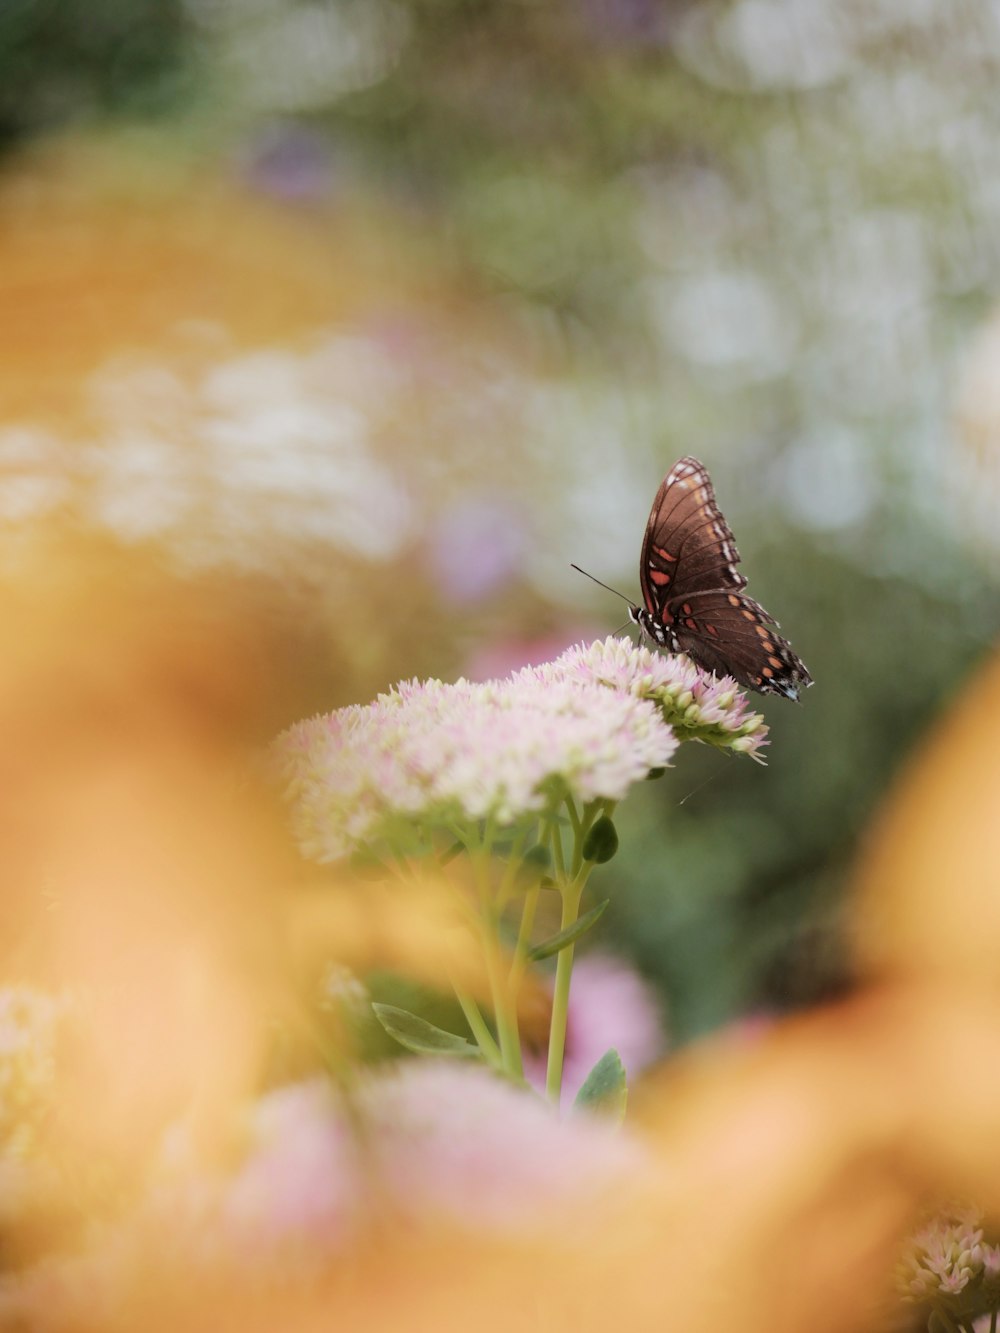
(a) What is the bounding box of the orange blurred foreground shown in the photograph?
[0,535,295,1200]
[5,545,999,1333]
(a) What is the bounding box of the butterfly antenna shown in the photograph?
[677,771,721,807]
[570,564,635,606]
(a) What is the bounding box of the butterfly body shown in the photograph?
[631,457,812,701]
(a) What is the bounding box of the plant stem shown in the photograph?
[453,986,503,1068]
[510,881,541,981]
[544,797,613,1104]
[545,871,586,1102]
[548,812,566,880]
[471,846,524,1081]
[495,827,528,911]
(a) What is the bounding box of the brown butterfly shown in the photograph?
[626,457,812,700]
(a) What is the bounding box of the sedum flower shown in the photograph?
[537,637,768,756]
[897,1208,987,1302]
[271,637,766,864]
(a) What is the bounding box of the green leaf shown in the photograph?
[371,1003,481,1058]
[574,1048,627,1122]
[582,814,619,864]
[528,899,610,960]
[439,840,466,866]
[522,843,552,872]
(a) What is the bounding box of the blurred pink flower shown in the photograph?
[239,123,335,201]
[464,627,596,683]
[210,1064,646,1255]
[359,1060,645,1228]
[425,496,527,604]
[523,954,667,1108]
[222,1080,361,1256]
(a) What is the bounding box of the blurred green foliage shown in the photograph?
[0,0,192,144]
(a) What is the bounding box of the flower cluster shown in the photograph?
[531,637,768,754]
[272,637,767,863]
[897,1208,1000,1310]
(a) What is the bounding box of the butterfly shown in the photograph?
[627,457,812,700]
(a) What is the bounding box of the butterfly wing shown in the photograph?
[638,457,812,700]
[638,456,747,616]
[670,589,812,700]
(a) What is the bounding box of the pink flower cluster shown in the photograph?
[272,637,767,863]
[898,1208,1000,1301]
[544,637,768,754]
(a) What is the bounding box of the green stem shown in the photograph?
[510,881,541,981]
[543,797,615,1104]
[471,844,524,1082]
[495,828,529,910]
[453,986,503,1069]
[545,870,588,1102]
[990,1307,997,1333]
[548,813,566,881]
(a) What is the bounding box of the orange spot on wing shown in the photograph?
[705,624,719,638]
[727,594,741,607]
[768,655,783,669]
[761,667,774,678]
[653,547,677,562]
[684,617,698,631]
[742,610,756,621]
[682,603,692,615]
[755,625,770,639]
[649,570,671,587]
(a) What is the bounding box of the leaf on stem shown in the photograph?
[522,843,552,872]
[574,1048,627,1122]
[528,899,610,961]
[582,814,619,864]
[371,1003,481,1058]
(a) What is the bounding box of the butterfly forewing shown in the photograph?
[639,457,747,613]
[636,457,812,700]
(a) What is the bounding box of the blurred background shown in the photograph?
[2,0,999,1044]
